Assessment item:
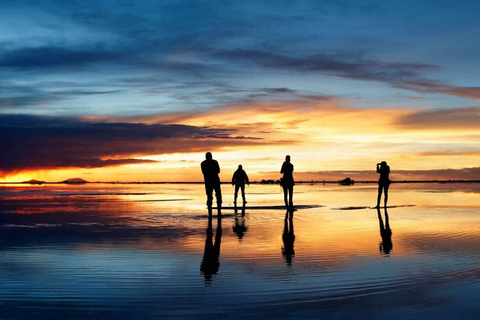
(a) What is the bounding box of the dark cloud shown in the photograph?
[0,47,121,69]
[396,107,480,129]
[212,49,437,82]
[396,80,480,101]
[0,115,264,175]
[0,95,54,108]
[213,49,480,102]
[52,89,123,96]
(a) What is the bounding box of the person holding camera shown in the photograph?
[376,161,390,208]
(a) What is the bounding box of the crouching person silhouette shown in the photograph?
[232,165,249,205]
[201,152,222,215]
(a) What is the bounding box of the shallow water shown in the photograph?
[1,183,480,319]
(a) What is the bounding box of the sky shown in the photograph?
[1,0,480,182]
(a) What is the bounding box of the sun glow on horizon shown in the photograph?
[2,101,480,183]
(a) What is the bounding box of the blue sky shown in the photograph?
[2,0,479,116]
[1,0,480,180]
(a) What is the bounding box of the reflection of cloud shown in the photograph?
[0,115,264,175]
[401,231,480,256]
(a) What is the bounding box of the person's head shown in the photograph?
[285,155,291,162]
[381,161,387,167]
[238,164,242,170]
[205,152,212,160]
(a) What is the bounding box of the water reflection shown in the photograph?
[200,211,222,284]
[282,209,295,266]
[233,205,248,240]
[377,208,393,255]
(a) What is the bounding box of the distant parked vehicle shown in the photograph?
[339,177,355,186]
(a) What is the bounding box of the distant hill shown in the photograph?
[61,178,88,184]
[22,179,45,185]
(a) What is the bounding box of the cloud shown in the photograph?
[0,115,264,175]
[396,80,480,101]
[396,107,480,129]
[213,49,436,82]
[0,46,121,69]
[213,49,480,102]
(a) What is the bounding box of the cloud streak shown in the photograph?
[396,107,480,129]
[0,47,121,69]
[0,115,264,175]
[213,49,480,102]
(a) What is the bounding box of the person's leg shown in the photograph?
[206,183,213,208]
[384,184,389,207]
[234,185,239,203]
[288,186,293,208]
[376,184,383,208]
[283,186,288,207]
[215,183,222,215]
[241,185,246,203]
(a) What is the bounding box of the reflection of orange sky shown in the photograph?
[114,185,480,259]
[8,183,480,264]
[4,100,480,182]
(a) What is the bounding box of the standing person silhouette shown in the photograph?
[376,161,390,208]
[201,152,222,215]
[281,155,294,209]
[232,165,249,205]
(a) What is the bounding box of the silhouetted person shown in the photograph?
[232,206,248,240]
[232,164,249,205]
[377,207,392,254]
[201,152,222,215]
[281,155,294,209]
[282,209,295,266]
[200,212,222,284]
[376,161,390,208]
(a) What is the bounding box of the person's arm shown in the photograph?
[215,161,220,175]
[376,163,381,173]
[245,171,249,185]
[232,172,235,185]
[281,163,285,174]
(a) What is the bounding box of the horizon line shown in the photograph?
[3,179,480,185]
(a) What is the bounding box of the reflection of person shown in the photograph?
[281,155,294,209]
[376,161,390,208]
[377,207,392,254]
[232,206,247,240]
[200,213,222,284]
[282,209,295,266]
[232,165,249,205]
[201,152,222,213]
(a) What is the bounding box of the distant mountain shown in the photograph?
[22,179,45,185]
[61,178,88,184]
